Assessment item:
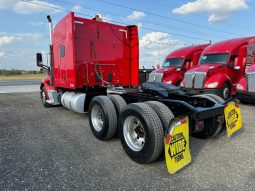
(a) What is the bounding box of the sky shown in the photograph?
[0,0,254,70]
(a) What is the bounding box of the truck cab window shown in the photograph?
[60,45,65,57]
[229,55,237,66]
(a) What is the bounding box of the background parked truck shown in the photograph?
[148,44,209,86]
[180,37,255,100]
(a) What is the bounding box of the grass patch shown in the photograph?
[0,94,9,102]
[0,74,46,80]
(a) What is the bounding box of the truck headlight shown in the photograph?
[237,84,244,91]
[166,81,172,84]
[207,82,218,88]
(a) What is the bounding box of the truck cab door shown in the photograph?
[226,55,241,84]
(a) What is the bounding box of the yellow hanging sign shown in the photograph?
[165,116,191,174]
[224,101,243,137]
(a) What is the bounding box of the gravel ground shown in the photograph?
[0,92,255,191]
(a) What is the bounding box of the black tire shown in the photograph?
[192,94,226,138]
[175,80,182,87]
[88,96,117,140]
[41,86,51,107]
[203,94,225,104]
[119,103,164,164]
[145,101,174,131]
[221,83,231,100]
[193,94,225,104]
[108,94,127,118]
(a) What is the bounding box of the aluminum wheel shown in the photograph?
[91,105,104,132]
[41,90,46,104]
[123,116,145,152]
[223,86,230,100]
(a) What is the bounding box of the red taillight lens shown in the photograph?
[165,134,171,144]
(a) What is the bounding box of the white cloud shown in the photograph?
[172,0,248,23]
[0,33,45,67]
[127,11,145,21]
[71,5,82,13]
[0,51,5,58]
[0,33,44,45]
[139,32,182,68]
[0,0,63,14]
[0,36,16,47]
[15,33,44,40]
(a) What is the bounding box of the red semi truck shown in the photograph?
[37,13,243,173]
[181,37,255,100]
[236,63,255,103]
[148,44,209,86]
[235,41,255,103]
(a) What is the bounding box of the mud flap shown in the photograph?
[164,116,191,174]
[224,101,243,137]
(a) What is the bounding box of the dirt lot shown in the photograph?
[0,92,255,190]
[0,74,46,81]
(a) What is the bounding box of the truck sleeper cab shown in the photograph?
[37,12,139,109]
[181,37,255,100]
[148,44,209,86]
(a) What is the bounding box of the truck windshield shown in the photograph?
[199,53,229,65]
[162,58,184,67]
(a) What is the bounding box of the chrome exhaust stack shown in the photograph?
[47,15,54,85]
[47,15,53,45]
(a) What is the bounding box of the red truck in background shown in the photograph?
[235,41,255,103]
[236,63,255,103]
[148,44,209,86]
[37,12,139,109]
[181,37,255,100]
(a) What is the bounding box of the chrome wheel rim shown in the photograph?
[123,116,145,152]
[41,90,46,104]
[91,105,104,132]
[223,87,230,100]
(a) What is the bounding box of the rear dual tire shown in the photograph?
[88,96,118,140]
[89,96,172,164]
[118,103,164,164]
[88,95,127,140]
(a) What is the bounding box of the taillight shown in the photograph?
[165,134,171,144]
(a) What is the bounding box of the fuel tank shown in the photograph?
[61,92,86,113]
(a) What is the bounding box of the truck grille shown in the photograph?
[194,72,206,89]
[184,72,195,88]
[247,73,255,92]
[185,72,206,88]
[148,72,163,82]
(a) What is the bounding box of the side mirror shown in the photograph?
[185,61,190,69]
[234,57,238,66]
[36,53,43,67]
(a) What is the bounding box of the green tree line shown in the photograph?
[0,69,44,76]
